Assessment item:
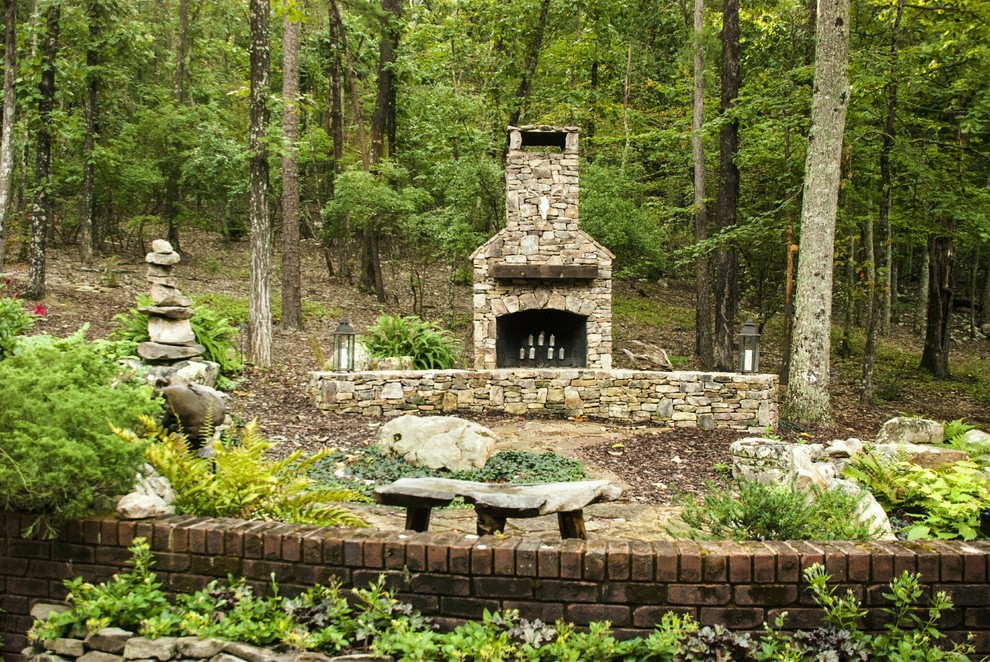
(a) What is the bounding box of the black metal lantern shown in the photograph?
[333,318,356,372]
[738,319,760,373]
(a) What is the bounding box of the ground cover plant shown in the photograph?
[308,447,587,500]
[0,332,162,533]
[114,417,367,527]
[31,539,975,661]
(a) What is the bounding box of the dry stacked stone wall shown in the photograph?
[2,514,990,659]
[309,369,778,432]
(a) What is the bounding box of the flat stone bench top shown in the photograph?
[375,478,624,539]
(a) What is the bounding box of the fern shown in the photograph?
[842,451,909,509]
[114,417,366,528]
[942,419,977,445]
[361,314,461,370]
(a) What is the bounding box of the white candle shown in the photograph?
[529,347,536,359]
[519,347,526,360]
[538,331,545,346]
[559,348,565,359]
[549,334,555,345]
[743,349,753,372]
[338,346,349,371]
[547,346,553,359]
[528,334,534,346]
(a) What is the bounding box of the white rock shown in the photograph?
[829,478,896,540]
[150,239,174,253]
[958,429,990,448]
[873,442,968,468]
[876,417,944,445]
[378,415,498,472]
[149,283,192,307]
[148,316,195,344]
[116,492,173,519]
[825,438,864,458]
[169,360,220,388]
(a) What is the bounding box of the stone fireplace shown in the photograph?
[471,126,613,370]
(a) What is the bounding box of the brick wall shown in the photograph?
[309,369,778,432]
[2,514,989,658]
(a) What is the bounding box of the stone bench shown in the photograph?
[374,477,623,539]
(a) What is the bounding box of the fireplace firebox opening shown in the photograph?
[496,309,587,368]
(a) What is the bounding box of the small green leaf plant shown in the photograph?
[113,416,366,528]
[361,313,462,370]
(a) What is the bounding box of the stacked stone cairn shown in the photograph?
[136,240,205,364]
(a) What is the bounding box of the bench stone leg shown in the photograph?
[405,506,433,532]
[476,510,507,536]
[557,510,587,539]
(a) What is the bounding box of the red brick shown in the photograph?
[700,607,764,629]
[654,541,678,582]
[537,542,559,578]
[965,608,990,630]
[724,542,752,583]
[675,541,702,582]
[409,573,470,596]
[823,543,847,582]
[962,548,986,583]
[440,596,500,618]
[7,578,50,598]
[558,539,583,579]
[607,541,631,581]
[95,546,134,566]
[242,559,294,582]
[516,539,540,577]
[187,522,211,555]
[667,584,731,606]
[473,576,535,599]
[151,552,190,572]
[914,547,939,584]
[938,584,990,606]
[427,533,457,573]
[25,560,65,580]
[870,543,895,582]
[301,529,324,564]
[793,541,825,571]
[630,542,654,582]
[100,520,120,547]
[492,538,519,576]
[167,573,212,594]
[535,580,598,603]
[887,542,917,577]
[343,530,372,566]
[398,592,439,614]
[929,541,962,582]
[403,533,427,572]
[280,529,302,562]
[734,583,798,606]
[752,544,776,583]
[583,541,606,580]
[264,523,296,560]
[82,519,101,544]
[51,544,94,563]
[448,536,473,575]
[8,539,48,560]
[134,521,155,543]
[471,538,495,575]
[384,537,407,570]
[696,542,725,582]
[602,582,665,605]
[363,531,391,569]
[65,520,84,543]
[769,542,801,583]
[224,520,258,557]
[566,603,630,626]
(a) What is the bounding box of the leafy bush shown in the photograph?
[846,454,990,540]
[112,295,241,375]
[0,334,161,532]
[114,417,366,528]
[310,447,586,499]
[0,290,34,359]
[31,543,973,661]
[361,313,461,369]
[676,480,877,541]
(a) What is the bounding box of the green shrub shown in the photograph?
[0,334,161,532]
[114,417,367,528]
[112,295,242,375]
[676,480,877,541]
[361,314,461,369]
[0,295,34,359]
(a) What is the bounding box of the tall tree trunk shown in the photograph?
[981,249,990,327]
[839,235,855,357]
[80,0,100,267]
[919,234,953,377]
[879,0,902,339]
[164,0,190,250]
[280,4,302,331]
[0,0,17,271]
[914,243,929,335]
[969,245,978,339]
[25,5,59,301]
[322,4,345,280]
[712,0,740,371]
[506,0,552,130]
[782,0,851,426]
[370,0,401,163]
[692,0,713,369]
[247,0,272,367]
[329,0,368,170]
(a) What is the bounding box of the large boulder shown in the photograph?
[378,415,498,472]
[828,478,896,540]
[873,442,968,468]
[162,383,226,442]
[958,428,990,449]
[875,417,944,445]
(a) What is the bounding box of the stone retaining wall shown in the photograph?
[2,515,990,658]
[308,369,778,432]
